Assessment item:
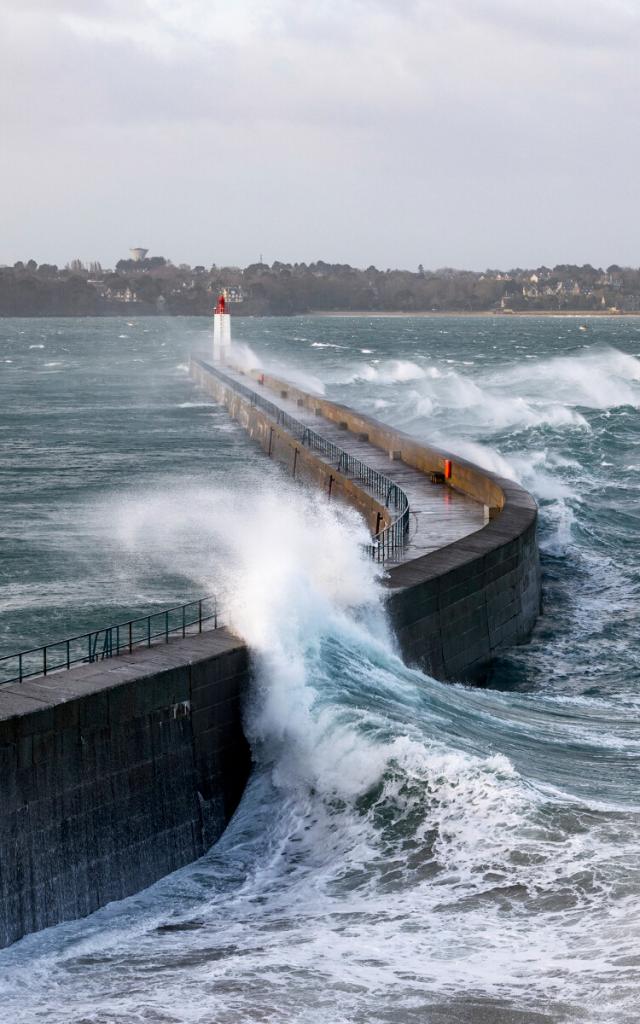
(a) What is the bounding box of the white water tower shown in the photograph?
[130,247,149,262]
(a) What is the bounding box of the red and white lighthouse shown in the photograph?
[213,291,231,362]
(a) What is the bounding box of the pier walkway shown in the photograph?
[211,363,485,564]
[0,351,540,951]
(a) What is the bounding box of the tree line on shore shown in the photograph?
[2,257,640,316]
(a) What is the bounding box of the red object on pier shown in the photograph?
[444,459,452,480]
[214,294,226,314]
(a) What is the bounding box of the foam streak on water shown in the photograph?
[1,317,640,1022]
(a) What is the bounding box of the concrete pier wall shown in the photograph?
[240,366,506,514]
[0,630,250,948]
[386,503,540,681]
[191,358,541,682]
[190,359,393,537]
[0,356,540,949]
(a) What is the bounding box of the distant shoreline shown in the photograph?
[1,309,640,320]
[308,310,640,319]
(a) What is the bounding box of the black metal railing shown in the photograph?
[0,596,219,686]
[197,360,410,562]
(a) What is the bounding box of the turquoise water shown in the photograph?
[1,315,639,1022]
[0,318,270,656]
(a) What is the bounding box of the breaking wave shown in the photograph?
[2,482,640,1022]
[361,345,640,435]
[500,346,640,410]
[3,320,640,1023]
[342,359,431,384]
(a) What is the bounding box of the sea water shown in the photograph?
[1,315,639,1023]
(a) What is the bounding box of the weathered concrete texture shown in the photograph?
[386,509,540,681]
[0,629,251,948]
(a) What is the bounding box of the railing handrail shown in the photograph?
[2,364,410,686]
[0,595,219,686]
[198,360,410,563]
[8,598,216,658]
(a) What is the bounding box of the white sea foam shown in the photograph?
[499,345,640,410]
[3,324,640,1023]
[229,340,327,394]
[407,369,589,430]
[229,340,262,372]
[344,359,431,384]
[439,438,576,500]
[377,346,640,436]
[2,478,639,1022]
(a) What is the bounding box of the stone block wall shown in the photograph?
[387,514,541,681]
[0,630,251,948]
[191,357,542,685]
[0,358,542,949]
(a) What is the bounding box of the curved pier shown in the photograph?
[0,354,540,948]
[190,357,540,682]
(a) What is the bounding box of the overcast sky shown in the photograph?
[1,0,639,270]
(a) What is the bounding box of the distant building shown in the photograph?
[129,248,149,262]
[104,286,138,303]
[211,285,244,303]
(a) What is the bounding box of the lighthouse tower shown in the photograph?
[212,291,231,363]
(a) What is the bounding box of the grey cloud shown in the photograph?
[455,0,640,49]
[1,0,639,268]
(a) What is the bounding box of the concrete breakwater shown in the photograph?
[191,358,541,682]
[0,630,251,949]
[0,355,540,948]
